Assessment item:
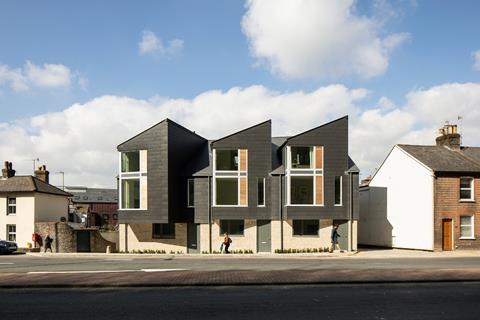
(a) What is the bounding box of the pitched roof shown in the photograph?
[0,176,71,196]
[397,144,480,173]
[67,187,118,203]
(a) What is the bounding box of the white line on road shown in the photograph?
[0,263,14,265]
[27,268,186,274]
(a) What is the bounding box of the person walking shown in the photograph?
[44,234,53,253]
[223,232,232,254]
[329,225,340,253]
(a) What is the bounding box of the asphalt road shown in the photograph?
[1,254,480,273]
[1,282,480,319]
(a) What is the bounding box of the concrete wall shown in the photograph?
[281,219,333,250]
[364,146,434,250]
[119,223,188,252]
[211,219,257,252]
[0,193,35,248]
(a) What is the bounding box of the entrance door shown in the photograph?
[187,223,200,254]
[443,219,453,251]
[257,220,271,253]
[76,231,91,252]
[333,220,348,251]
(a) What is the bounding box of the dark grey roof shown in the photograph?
[347,156,360,173]
[211,120,271,144]
[0,176,71,197]
[461,147,480,164]
[190,140,213,177]
[398,144,480,173]
[67,187,118,203]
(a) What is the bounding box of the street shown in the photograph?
[1,282,480,319]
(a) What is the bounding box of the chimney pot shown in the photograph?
[436,124,461,150]
[34,164,50,184]
[2,161,15,179]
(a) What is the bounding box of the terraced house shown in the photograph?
[117,116,359,253]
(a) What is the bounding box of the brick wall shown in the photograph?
[434,174,480,250]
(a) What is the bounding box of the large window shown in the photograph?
[290,176,314,204]
[187,179,195,208]
[293,220,319,236]
[215,150,238,171]
[334,176,342,206]
[460,216,474,239]
[152,223,175,239]
[121,179,140,209]
[7,197,16,215]
[257,178,265,206]
[460,177,474,201]
[216,178,238,205]
[220,220,244,236]
[290,146,313,169]
[121,151,140,172]
[6,224,16,242]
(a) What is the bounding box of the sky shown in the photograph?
[1,0,480,187]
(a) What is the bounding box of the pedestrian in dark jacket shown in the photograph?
[329,225,340,253]
[223,232,232,254]
[44,234,53,253]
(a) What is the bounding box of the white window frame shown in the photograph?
[460,215,475,239]
[459,177,474,202]
[257,177,265,207]
[286,146,324,206]
[6,224,16,242]
[7,197,16,215]
[213,149,247,207]
[334,176,343,206]
[187,178,195,208]
[118,151,147,211]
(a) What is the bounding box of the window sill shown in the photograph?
[6,214,16,216]
[459,237,476,240]
[118,208,146,211]
[212,205,248,208]
[459,200,475,203]
[334,204,343,207]
[292,235,320,237]
[286,204,324,207]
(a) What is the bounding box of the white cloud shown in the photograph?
[473,50,480,71]
[241,0,409,79]
[138,30,184,57]
[2,83,480,187]
[0,61,76,91]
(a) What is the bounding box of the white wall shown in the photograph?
[0,193,36,248]
[34,193,69,222]
[360,146,434,250]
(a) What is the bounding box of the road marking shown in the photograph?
[104,259,133,261]
[27,268,186,274]
[0,263,14,265]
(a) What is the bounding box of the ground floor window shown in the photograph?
[152,223,176,239]
[460,216,474,239]
[220,220,244,236]
[292,220,319,236]
[6,224,16,242]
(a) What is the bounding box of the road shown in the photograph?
[1,253,480,273]
[1,282,480,319]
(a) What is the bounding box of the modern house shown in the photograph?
[66,186,118,227]
[117,116,359,253]
[0,162,71,248]
[359,124,480,251]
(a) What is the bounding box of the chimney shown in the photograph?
[436,123,461,150]
[34,165,50,184]
[1,161,16,179]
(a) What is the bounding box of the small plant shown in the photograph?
[170,250,175,254]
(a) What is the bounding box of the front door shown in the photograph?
[76,231,91,252]
[443,219,453,251]
[257,220,271,253]
[187,223,200,253]
[333,220,348,251]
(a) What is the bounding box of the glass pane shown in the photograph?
[121,152,140,172]
[460,216,472,227]
[216,150,238,171]
[8,198,16,205]
[122,179,140,209]
[257,178,264,206]
[291,147,313,169]
[292,220,302,235]
[220,220,244,236]
[460,189,472,200]
[188,179,195,207]
[290,176,314,204]
[335,176,342,205]
[216,178,238,205]
[304,220,319,235]
[460,226,472,238]
[460,178,472,188]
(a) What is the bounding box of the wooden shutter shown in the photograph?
[239,149,248,172]
[315,146,323,169]
[315,175,323,205]
[239,177,248,206]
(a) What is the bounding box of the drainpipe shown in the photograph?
[280,175,284,252]
[208,176,212,253]
[347,172,354,252]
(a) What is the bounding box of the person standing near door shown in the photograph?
[223,232,232,254]
[44,234,53,253]
[329,225,340,253]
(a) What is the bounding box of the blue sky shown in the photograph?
[1,0,480,186]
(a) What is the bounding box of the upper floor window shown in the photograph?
[121,179,140,209]
[291,176,314,204]
[7,197,16,215]
[121,151,140,172]
[460,216,474,239]
[215,150,238,171]
[460,177,474,201]
[216,178,238,205]
[290,147,313,169]
[257,178,265,206]
[187,179,195,208]
[334,176,342,206]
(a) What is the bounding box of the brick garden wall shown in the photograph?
[434,174,480,250]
